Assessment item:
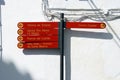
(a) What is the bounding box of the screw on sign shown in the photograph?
[17,22,24,28]
[17,43,24,49]
[100,23,106,29]
[17,29,24,35]
[17,36,23,42]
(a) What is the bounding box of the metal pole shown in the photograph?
[60,13,64,80]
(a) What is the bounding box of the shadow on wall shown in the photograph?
[23,49,60,55]
[23,29,113,80]
[0,1,32,80]
[0,0,5,5]
[0,60,32,80]
[87,0,120,48]
[64,29,113,80]
[66,30,113,39]
[0,0,5,59]
[23,30,113,55]
[0,0,113,80]
[0,0,5,25]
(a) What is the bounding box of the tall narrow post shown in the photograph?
[59,13,64,80]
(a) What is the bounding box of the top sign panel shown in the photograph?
[18,22,106,29]
[17,22,59,29]
[66,22,106,29]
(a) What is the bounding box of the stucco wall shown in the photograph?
[0,0,120,80]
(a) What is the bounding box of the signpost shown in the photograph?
[17,21,106,49]
[17,13,106,80]
[59,13,65,80]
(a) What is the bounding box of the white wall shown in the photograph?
[0,0,120,80]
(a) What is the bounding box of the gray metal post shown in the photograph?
[59,13,64,80]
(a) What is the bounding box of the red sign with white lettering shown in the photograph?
[17,29,58,36]
[17,36,58,42]
[17,22,106,49]
[17,22,59,29]
[17,42,58,49]
[18,22,106,29]
[66,22,106,29]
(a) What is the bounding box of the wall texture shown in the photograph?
[0,0,120,80]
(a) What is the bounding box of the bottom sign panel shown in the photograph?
[17,42,58,49]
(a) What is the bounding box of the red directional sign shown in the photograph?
[17,29,58,36]
[18,22,106,29]
[66,22,106,29]
[17,22,59,29]
[17,42,58,49]
[17,36,58,42]
[17,21,106,49]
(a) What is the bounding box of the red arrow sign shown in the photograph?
[17,42,59,49]
[17,29,58,36]
[17,21,106,49]
[66,22,106,29]
[18,22,106,29]
[17,22,59,29]
[17,36,58,42]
